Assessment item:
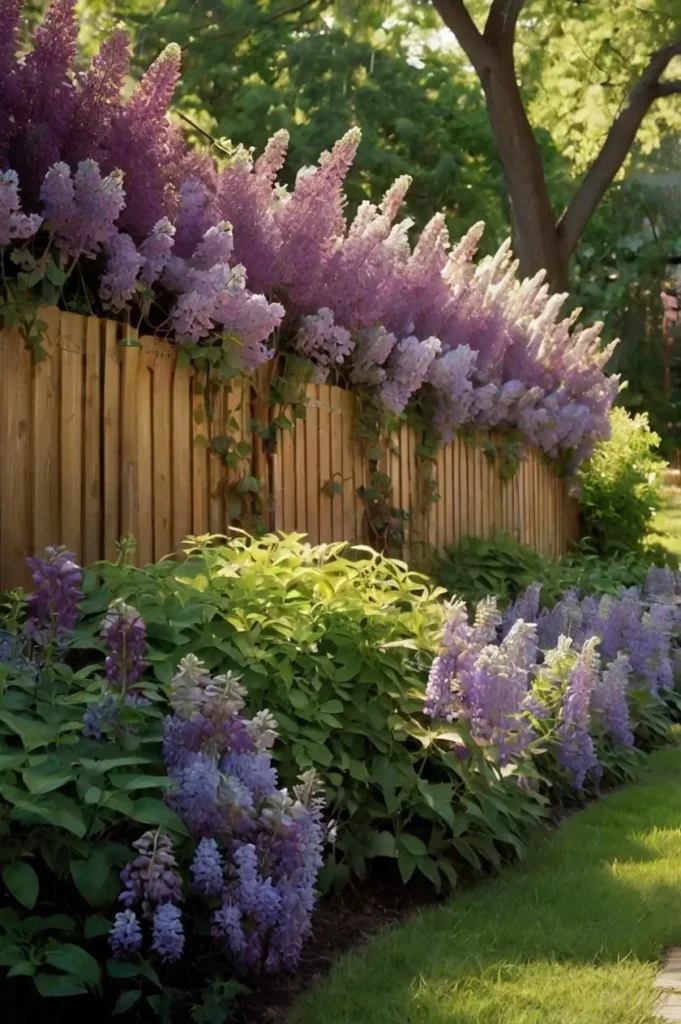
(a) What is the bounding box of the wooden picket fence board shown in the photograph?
[0,309,580,588]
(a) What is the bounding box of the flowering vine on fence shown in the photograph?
[0,0,618,480]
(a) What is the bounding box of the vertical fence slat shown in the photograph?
[152,349,173,560]
[1,327,33,588]
[120,334,140,550]
[82,316,102,564]
[453,435,464,545]
[340,390,356,541]
[103,319,121,561]
[171,355,192,552]
[443,441,453,549]
[60,314,84,557]
[353,410,366,546]
[317,385,332,543]
[136,347,154,566]
[207,384,225,538]
[294,412,308,537]
[305,388,320,544]
[33,309,60,559]
[279,409,296,534]
[191,375,208,537]
[225,380,247,536]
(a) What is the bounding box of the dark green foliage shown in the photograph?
[0,654,179,1018]
[432,531,675,611]
[432,533,549,609]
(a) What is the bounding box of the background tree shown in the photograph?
[432,0,681,286]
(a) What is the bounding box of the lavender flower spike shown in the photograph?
[25,546,83,647]
[109,909,142,959]
[118,830,182,912]
[151,902,184,963]
[190,837,224,897]
[558,637,601,789]
[101,598,147,689]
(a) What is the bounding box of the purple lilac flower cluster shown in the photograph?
[0,0,618,465]
[218,132,618,465]
[126,655,326,972]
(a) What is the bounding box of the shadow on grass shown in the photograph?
[292,748,681,1024]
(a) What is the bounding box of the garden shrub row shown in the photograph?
[1,534,680,1019]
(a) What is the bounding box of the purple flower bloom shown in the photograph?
[151,902,184,963]
[40,159,125,258]
[139,217,175,287]
[99,230,143,311]
[425,653,457,721]
[503,583,542,637]
[379,335,441,415]
[591,651,634,748]
[83,692,118,739]
[645,566,677,600]
[119,830,182,912]
[234,843,282,927]
[0,169,42,244]
[558,638,601,789]
[467,620,537,764]
[159,658,326,971]
[222,751,278,800]
[190,837,224,897]
[167,752,222,837]
[212,900,245,955]
[109,909,142,960]
[24,546,82,647]
[295,307,354,381]
[100,599,147,689]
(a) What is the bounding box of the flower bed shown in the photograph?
[0,534,679,1018]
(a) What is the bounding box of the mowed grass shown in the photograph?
[292,747,681,1024]
[652,498,681,559]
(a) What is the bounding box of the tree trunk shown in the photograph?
[478,54,566,289]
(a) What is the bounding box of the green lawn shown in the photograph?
[292,746,681,1024]
[652,500,681,559]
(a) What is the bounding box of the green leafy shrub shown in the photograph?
[432,532,669,610]
[77,535,548,893]
[432,533,548,608]
[578,407,665,554]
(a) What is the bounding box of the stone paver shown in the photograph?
[655,994,681,1021]
[654,950,681,1021]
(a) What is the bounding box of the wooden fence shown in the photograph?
[0,309,580,589]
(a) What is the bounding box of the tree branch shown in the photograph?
[483,0,525,51]
[656,81,681,97]
[431,0,494,72]
[557,38,681,262]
